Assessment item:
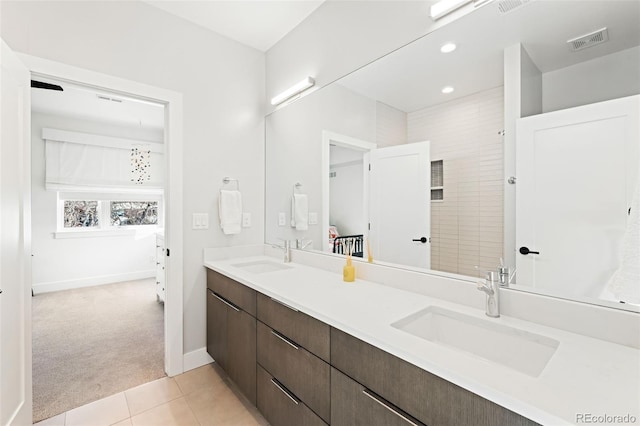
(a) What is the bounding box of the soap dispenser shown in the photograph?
[343,256,355,282]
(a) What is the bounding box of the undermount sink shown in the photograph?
[231,260,292,274]
[391,306,559,377]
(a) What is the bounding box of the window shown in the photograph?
[431,160,444,201]
[57,196,161,236]
[111,201,158,226]
[63,200,99,228]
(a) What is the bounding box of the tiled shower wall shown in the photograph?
[407,86,504,277]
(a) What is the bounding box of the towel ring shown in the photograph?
[222,177,240,190]
[293,182,302,194]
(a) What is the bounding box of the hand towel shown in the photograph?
[219,190,242,235]
[291,193,309,231]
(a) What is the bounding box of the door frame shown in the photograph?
[18,53,185,376]
[321,131,377,253]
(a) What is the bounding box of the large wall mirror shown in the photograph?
[265,0,640,312]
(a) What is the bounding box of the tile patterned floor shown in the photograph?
[34,363,269,426]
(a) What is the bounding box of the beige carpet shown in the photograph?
[32,279,165,423]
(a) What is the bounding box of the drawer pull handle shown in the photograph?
[362,389,420,426]
[271,378,299,405]
[270,297,299,312]
[271,330,299,350]
[210,290,241,312]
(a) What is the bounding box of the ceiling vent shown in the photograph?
[497,0,532,15]
[97,95,123,103]
[567,27,609,52]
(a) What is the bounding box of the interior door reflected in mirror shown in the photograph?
[265,0,640,311]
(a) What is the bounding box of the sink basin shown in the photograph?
[231,260,292,274]
[391,306,559,377]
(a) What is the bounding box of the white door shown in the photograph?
[1,39,32,425]
[369,142,430,268]
[516,96,639,299]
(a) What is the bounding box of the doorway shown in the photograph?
[30,76,169,421]
[12,52,184,424]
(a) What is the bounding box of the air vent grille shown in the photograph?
[567,28,609,52]
[497,0,532,14]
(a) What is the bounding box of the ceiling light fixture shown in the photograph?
[270,76,315,106]
[440,42,457,53]
[442,86,455,94]
[430,0,493,20]
[430,0,473,20]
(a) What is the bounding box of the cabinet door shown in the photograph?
[227,306,257,404]
[206,289,228,371]
[331,368,424,426]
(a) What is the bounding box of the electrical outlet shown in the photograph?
[309,212,318,225]
[242,212,251,228]
[278,212,286,226]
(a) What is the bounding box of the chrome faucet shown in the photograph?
[477,271,500,318]
[498,266,516,287]
[295,239,313,250]
[272,239,291,263]
[497,258,516,287]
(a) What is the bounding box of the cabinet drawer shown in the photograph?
[257,292,330,362]
[257,321,330,423]
[331,328,538,426]
[257,364,328,426]
[206,268,256,316]
[331,367,424,426]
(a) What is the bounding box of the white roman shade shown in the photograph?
[44,128,164,192]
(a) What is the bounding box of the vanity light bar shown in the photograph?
[430,0,473,20]
[270,77,316,106]
[430,0,493,20]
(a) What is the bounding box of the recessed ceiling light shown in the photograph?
[442,86,455,94]
[440,43,457,53]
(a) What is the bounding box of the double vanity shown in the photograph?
[203,247,640,425]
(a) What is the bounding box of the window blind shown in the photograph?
[44,128,164,191]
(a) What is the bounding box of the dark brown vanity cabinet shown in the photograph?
[331,328,538,426]
[206,269,257,404]
[256,293,331,426]
[205,268,538,426]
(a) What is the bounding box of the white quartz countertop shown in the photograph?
[204,255,640,425]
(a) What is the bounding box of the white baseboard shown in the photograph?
[183,347,214,372]
[33,270,155,294]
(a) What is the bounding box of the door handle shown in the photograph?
[519,246,540,255]
[412,237,428,243]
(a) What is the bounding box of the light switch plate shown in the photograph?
[192,213,209,230]
[309,212,318,225]
[278,212,286,226]
[242,212,251,228]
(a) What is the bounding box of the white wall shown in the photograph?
[408,86,504,277]
[265,0,481,114]
[1,0,265,355]
[543,46,640,113]
[265,83,377,247]
[520,46,542,118]
[31,112,160,293]
[329,159,365,238]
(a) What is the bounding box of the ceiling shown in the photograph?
[141,0,325,52]
[31,80,166,132]
[338,0,640,113]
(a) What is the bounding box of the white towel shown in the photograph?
[606,174,640,304]
[291,193,309,231]
[219,190,242,235]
